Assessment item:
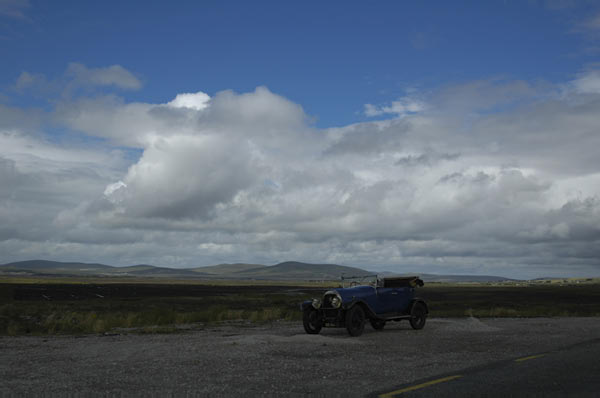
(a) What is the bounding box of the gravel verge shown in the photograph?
[1,317,599,396]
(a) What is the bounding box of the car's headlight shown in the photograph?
[330,296,341,308]
[312,298,322,309]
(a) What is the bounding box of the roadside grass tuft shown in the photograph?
[0,298,304,336]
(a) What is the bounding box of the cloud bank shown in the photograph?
[0,0,29,19]
[1,64,600,278]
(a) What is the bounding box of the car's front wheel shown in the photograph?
[409,302,427,330]
[303,307,322,334]
[370,319,386,330]
[345,305,365,336]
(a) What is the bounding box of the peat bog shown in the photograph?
[1,280,599,335]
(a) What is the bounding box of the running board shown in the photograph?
[376,314,412,321]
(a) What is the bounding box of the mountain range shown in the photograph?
[0,259,516,282]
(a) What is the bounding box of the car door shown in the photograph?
[376,287,400,314]
[378,287,411,314]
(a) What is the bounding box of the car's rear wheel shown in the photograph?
[303,307,322,334]
[370,319,386,330]
[345,305,365,336]
[409,302,427,330]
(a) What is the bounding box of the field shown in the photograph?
[1,277,599,335]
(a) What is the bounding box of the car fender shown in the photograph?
[408,298,428,314]
[300,300,313,311]
[343,299,377,319]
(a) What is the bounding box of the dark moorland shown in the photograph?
[1,280,599,335]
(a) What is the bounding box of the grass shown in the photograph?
[0,304,298,335]
[420,284,600,318]
[1,278,599,336]
[0,283,309,336]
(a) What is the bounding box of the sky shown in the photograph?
[1,0,600,278]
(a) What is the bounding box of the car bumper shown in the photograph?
[319,308,345,327]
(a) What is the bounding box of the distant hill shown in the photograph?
[400,273,516,283]
[192,263,267,275]
[117,265,204,278]
[0,259,518,282]
[0,260,113,272]
[0,260,112,274]
[0,260,205,278]
[228,261,374,280]
[0,259,373,280]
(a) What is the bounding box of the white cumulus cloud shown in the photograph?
[571,69,600,94]
[364,96,426,117]
[167,92,210,110]
[66,63,142,91]
[3,65,600,278]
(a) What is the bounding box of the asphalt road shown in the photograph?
[1,317,599,396]
[374,338,600,397]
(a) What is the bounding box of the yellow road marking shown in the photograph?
[515,354,545,362]
[379,375,463,397]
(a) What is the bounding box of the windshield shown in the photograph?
[340,274,378,288]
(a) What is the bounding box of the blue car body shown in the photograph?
[301,276,427,336]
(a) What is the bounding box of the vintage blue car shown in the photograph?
[301,275,428,336]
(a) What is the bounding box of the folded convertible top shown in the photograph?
[382,276,424,288]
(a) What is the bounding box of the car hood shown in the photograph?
[330,285,376,303]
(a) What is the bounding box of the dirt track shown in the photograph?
[1,317,599,396]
